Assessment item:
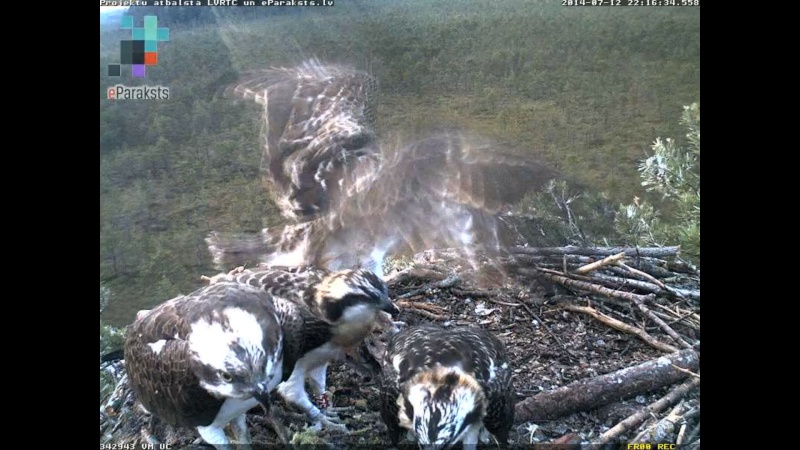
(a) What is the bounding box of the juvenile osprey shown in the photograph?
[123,282,284,450]
[205,265,400,431]
[380,325,515,449]
[230,59,379,222]
[206,60,558,273]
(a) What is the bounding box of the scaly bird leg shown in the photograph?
[277,358,347,433]
[261,404,290,444]
[229,413,253,450]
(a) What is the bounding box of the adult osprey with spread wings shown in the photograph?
[206,59,557,273]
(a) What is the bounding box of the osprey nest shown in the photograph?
[100,245,700,449]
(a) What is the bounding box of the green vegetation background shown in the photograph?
[99,1,700,327]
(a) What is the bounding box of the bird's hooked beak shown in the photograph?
[253,382,272,410]
[381,296,401,318]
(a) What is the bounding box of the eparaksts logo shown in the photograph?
[107,85,170,100]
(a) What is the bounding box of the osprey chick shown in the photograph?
[124,282,284,450]
[206,265,400,431]
[380,324,515,449]
[230,59,379,222]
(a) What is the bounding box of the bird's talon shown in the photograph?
[318,416,348,433]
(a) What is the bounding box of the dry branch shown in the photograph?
[512,255,675,279]
[524,269,656,305]
[561,304,679,353]
[676,423,688,445]
[514,348,699,422]
[617,262,666,289]
[511,246,680,258]
[594,376,701,444]
[395,300,448,314]
[587,272,669,296]
[395,274,461,299]
[573,252,626,274]
[651,310,700,332]
[384,266,448,285]
[627,295,694,350]
[633,401,687,443]
[670,365,700,378]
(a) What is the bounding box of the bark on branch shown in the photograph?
[561,304,679,353]
[520,269,656,305]
[573,252,626,274]
[510,246,680,258]
[514,348,699,423]
[595,376,701,444]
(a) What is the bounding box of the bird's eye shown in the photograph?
[220,371,233,382]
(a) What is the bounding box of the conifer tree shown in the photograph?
[615,103,700,265]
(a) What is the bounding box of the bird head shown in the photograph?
[397,366,487,449]
[188,305,283,407]
[316,268,399,321]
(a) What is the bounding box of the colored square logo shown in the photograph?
[132,65,146,78]
[108,16,169,79]
[144,52,158,66]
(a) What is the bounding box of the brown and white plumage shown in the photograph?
[206,60,558,274]
[124,282,284,450]
[205,265,399,431]
[380,325,515,449]
[231,59,379,222]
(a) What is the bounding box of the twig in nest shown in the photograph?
[684,423,700,444]
[384,266,447,285]
[633,400,687,443]
[510,245,681,258]
[450,288,493,298]
[506,297,578,359]
[539,268,693,349]
[395,300,448,315]
[514,348,699,422]
[524,269,655,305]
[486,299,522,307]
[328,406,356,413]
[561,304,679,353]
[588,272,669,296]
[671,364,700,378]
[676,423,688,445]
[628,294,694,350]
[594,376,701,444]
[617,261,668,289]
[573,252,626,275]
[395,274,461,299]
[651,310,700,332]
[404,308,448,320]
[674,406,700,445]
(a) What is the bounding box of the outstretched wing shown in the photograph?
[286,130,558,272]
[230,59,379,221]
[205,130,559,273]
[332,130,557,248]
[208,61,560,274]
